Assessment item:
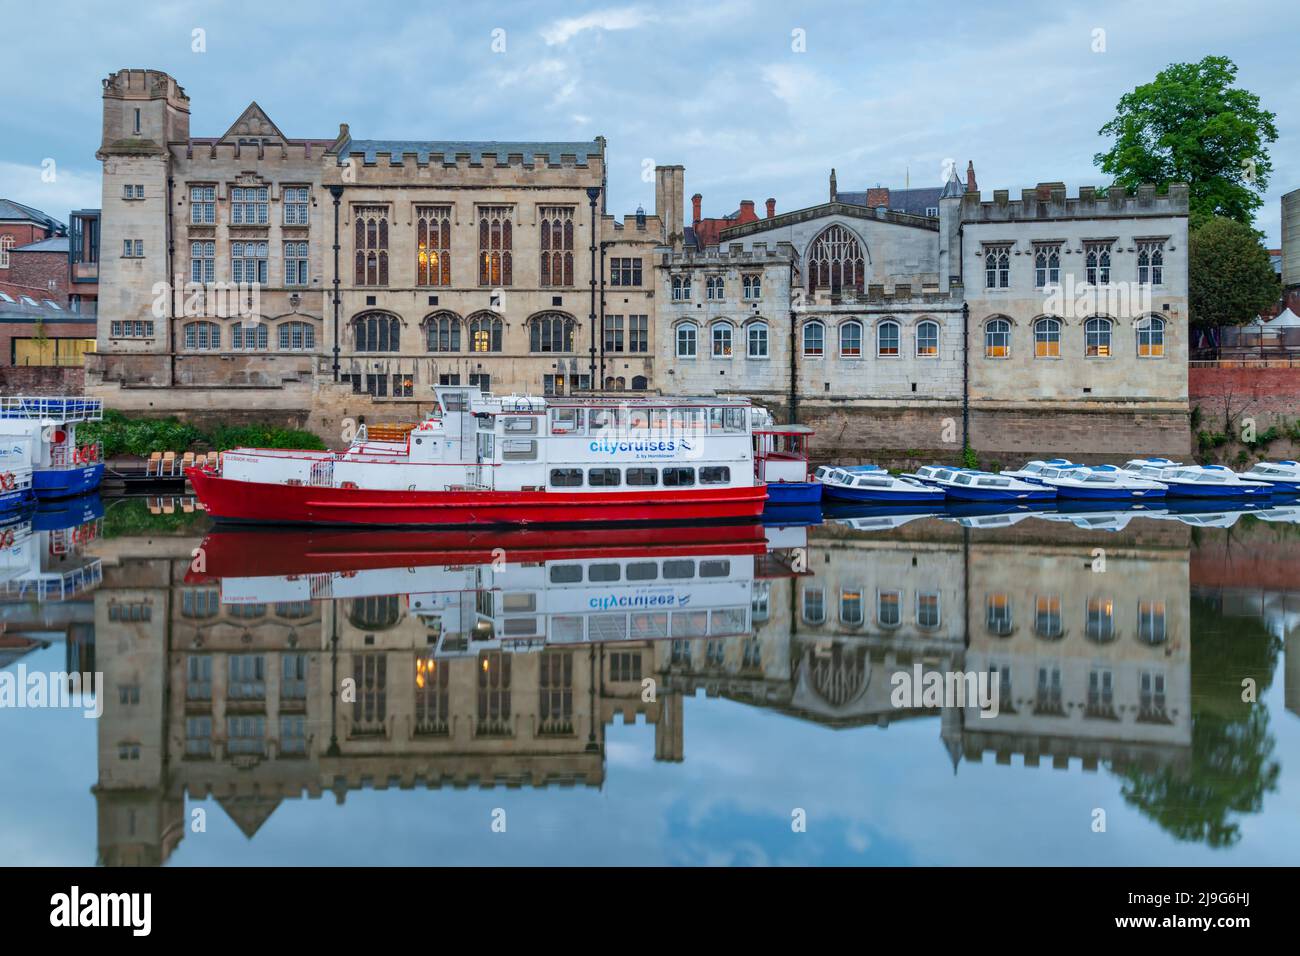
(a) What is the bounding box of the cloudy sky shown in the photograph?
[2,0,1298,242]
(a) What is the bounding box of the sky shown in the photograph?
[1,0,1298,243]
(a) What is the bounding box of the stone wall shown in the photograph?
[0,364,85,394]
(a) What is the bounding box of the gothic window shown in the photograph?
[711,322,734,357]
[984,244,1010,288]
[278,321,316,351]
[1085,241,1112,285]
[1034,244,1061,286]
[742,274,761,299]
[1137,241,1165,284]
[631,375,648,390]
[478,206,513,286]
[671,275,692,301]
[746,321,768,358]
[839,320,862,357]
[808,225,865,295]
[676,322,698,358]
[803,321,825,357]
[425,312,461,352]
[183,321,221,351]
[1034,317,1061,358]
[1085,317,1113,357]
[468,312,503,352]
[1136,316,1165,358]
[985,318,1011,358]
[877,319,900,357]
[705,275,724,300]
[416,205,452,286]
[529,312,574,353]
[539,206,575,287]
[353,312,400,352]
[916,320,939,357]
[354,206,389,286]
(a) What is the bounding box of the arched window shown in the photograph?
[803,321,825,357]
[705,276,725,300]
[746,321,768,358]
[711,322,733,358]
[984,245,1009,288]
[603,376,626,390]
[183,321,221,351]
[231,322,268,350]
[671,275,692,301]
[1034,244,1060,287]
[424,312,461,352]
[984,318,1011,358]
[354,206,389,286]
[353,312,400,352]
[0,234,14,269]
[807,225,865,295]
[415,205,451,285]
[877,320,900,357]
[348,595,402,631]
[467,313,503,353]
[1034,317,1061,358]
[1085,317,1113,357]
[539,206,574,287]
[1138,242,1165,285]
[631,375,648,390]
[839,320,862,357]
[676,322,698,358]
[278,321,316,351]
[529,312,574,353]
[1034,596,1063,640]
[1136,316,1165,358]
[916,320,939,357]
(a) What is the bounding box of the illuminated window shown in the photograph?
[916,320,939,357]
[986,593,1012,636]
[1086,597,1115,642]
[1136,316,1165,358]
[1034,317,1061,358]
[984,318,1011,358]
[1034,595,1062,639]
[840,588,863,626]
[478,206,512,286]
[468,312,503,352]
[1085,317,1113,357]
[877,590,901,627]
[416,205,451,286]
[1138,600,1166,644]
[711,322,733,358]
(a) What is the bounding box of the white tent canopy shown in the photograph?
[1249,306,1300,328]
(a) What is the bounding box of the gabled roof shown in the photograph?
[220,102,290,144]
[0,199,64,231]
[837,186,946,217]
[719,200,939,242]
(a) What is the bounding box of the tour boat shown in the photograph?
[187,387,769,527]
[752,415,821,504]
[1159,464,1273,498]
[1000,458,1080,483]
[916,468,1055,502]
[0,397,104,499]
[1239,460,1300,493]
[814,464,946,503]
[1038,463,1167,499]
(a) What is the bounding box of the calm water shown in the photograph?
[2,494,1299,866]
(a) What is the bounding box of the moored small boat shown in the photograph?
[1239,460,1300,493]
[920,468,1055,502]
[753,418,820,503]
[1160,465,1273,498]
[1039,463,1167,499]
[1000,458,1079,483]
[814,464,946,503]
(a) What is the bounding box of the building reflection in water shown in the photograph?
[63,502,1219,865]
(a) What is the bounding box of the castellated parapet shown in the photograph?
[961,182,1190,222]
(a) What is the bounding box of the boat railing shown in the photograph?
[0,396,104,423]
[51,441,103,469]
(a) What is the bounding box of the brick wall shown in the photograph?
[1189,366,1300,427]
[5,250,68,301]
[0,365,84,394]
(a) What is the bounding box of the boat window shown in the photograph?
[588,467,621,487]
[551,616,585,642]
[549,565,583,584]
[978,477,1010,487]
[1205,473,1226,482]
[550,407,585,434]
[503,417,537,434]
[442,390,469,412]
[1085,474,1114,483]
[699,559,731,578]
[627,562,658,581]
[712,608,747,634]
[503,617,539,637]
[589,407,621,431]
[670,408,705,432]
[700,466,730,484]
[649,408,671,430]
[1023,463,1042,474]
[1041,468,1060,479]
[502,593,537,612]
[550,468,583,487]
[630,613,669,639]
[663,559,695,580]
[628,408,650,430]
[502,439,538,461]
[626,468,658,486]
[954,473,973,485]
[933,469,954,480]
[663,467,695,487]
[725,407,747,432]
[855,476,891,487]
[588,563,621,583]
[671,611,709,638]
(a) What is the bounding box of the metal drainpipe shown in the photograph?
[961,300,970,453]
[599,241,609,387]
[789,260,798,423]
[329,186,343,381]
[586,187,600,390]
[166,175,176,386]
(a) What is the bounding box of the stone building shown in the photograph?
[658,168,1190,461]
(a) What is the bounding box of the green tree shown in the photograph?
[1095,56,1277,224]
[1188,216,1279,327]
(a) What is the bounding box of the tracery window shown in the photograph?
[478,206,513,286]
[354,205,389,286]
[416,205,452,286]
[807,225,865,295]
[539,206,574,287]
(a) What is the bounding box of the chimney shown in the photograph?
[829,168,838,203]
[966,161,977,193]
[738,200,756,223]
[691,192,702,227]
[766,198,776,218]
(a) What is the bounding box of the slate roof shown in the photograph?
[336,139,603,167]
[13,236,69,253]
[838,186,946,217]
[0,199,64,232]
